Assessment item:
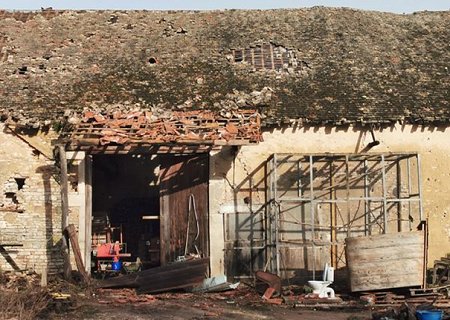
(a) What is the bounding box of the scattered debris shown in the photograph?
[255,270,281,299]
[96,288,156,305]
[66,110,262,147]
[432,254,450,286]
[193,274,240,293]
[0,271,59,320]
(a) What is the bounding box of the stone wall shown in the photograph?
[0,124,63,274]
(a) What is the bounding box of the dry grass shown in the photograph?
[0,287,51,320]
[0,272,52,320]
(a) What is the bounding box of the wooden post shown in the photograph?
[330,162,337,268]
[40,267,47,287]
[66,224,90,284]
[59,145,72,280]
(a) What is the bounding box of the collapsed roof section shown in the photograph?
[63,109,262,150]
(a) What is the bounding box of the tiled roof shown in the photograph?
[0,8,448,127]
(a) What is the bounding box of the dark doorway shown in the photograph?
[91,153,209,274]
[92,154,161,270]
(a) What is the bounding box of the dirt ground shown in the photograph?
[48,287,373,320]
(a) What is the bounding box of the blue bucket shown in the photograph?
[111,261,122,271]
[416,310,443,320]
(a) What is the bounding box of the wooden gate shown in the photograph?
[159,155,209,265]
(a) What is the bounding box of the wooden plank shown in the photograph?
[66,224,90,284]
[136,265,207,294]
[345,231,423,249]
[58,146,72,280]
[99,258,209,292]
[349,261,423,275]
[346,231,425,292]
[66,144,217,154]
[347,249,424,264]
[100,257,209,288]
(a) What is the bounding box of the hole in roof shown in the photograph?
[231,42,311,75]
[148,57,157,65]
[18,66,28,75]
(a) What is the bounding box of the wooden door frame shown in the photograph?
[68,151,210,273]
[66,151,92,273]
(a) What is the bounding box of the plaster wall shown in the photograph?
[209,124,450,276]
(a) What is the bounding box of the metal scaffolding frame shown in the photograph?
[266,152,423,279]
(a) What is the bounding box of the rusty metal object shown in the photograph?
[255,271,282,298]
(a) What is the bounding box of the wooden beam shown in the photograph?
[66,144,218,154]
[58,145,72,280]
[66,224,90,284]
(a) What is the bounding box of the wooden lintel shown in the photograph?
[214,139,254,146]
[67,144,220,154]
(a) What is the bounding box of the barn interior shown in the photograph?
[91,154,161,272]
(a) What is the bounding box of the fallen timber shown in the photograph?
[98,258,209,294]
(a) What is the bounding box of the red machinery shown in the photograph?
[95,241,131,276]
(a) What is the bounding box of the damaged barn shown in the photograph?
[0,8,448,314]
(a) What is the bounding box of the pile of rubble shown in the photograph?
[96,288,156,305]
[66,109,262,146]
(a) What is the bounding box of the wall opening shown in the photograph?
[17,66,28,75]
[92,154,161,273]
[14,178,26,190]
[90,152,210,276]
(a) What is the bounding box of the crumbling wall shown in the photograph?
[0,124,63,274]
[210,124,450,277]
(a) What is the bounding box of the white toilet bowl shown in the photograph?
[307,263,335,299]
[307,280,335,298]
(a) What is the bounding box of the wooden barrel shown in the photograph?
[345,231,425,292]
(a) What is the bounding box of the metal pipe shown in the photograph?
[273,154,281,276]
[345,155,351,238]
[309,155,316,280]
[364,159,370,235]
[297,160,302,198]
[407,157,412,230]
[330,161,337,267]
[417,154,424,221]
[381,154,388,233]
[396,160,402,232]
